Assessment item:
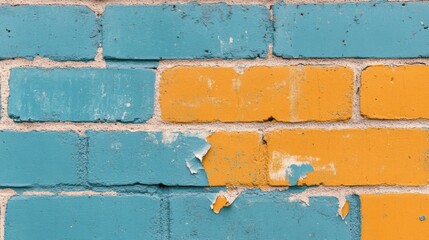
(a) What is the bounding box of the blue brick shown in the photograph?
[273,2,429,58]
[87,131,210,186]
[0,6,99,61]
[170,190,360,239]
[0,131,82,186]
[5,195,161,240]
[103,3,271,59]
[9,68,155,123]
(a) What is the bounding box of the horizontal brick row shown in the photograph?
[4,191,360,240]
[6,192,429,239]
[6,65,428,123]
[1,129,428,187]
[2,2,429,60]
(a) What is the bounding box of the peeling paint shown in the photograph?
[269,151,319,185]
[287,164,314,185]
[185,157,206,175]
[161,132,179,144]
[211,195,230,214]
[210,187,248,214]
[193,143,211,162]
[340,200,350,219]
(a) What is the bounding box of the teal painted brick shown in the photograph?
[0,6,99,61]
[273,2,429,58]
[87,131,209,186]
[9,68,155,123]
[0,131,82,186]
[103,3,271,59]
[170,190,361,239]
[5,195,161,240]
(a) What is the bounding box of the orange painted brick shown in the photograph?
[361,65,429,119]
[266,129,429,186]
[160,66,353,122]
[203,132,267,187]
[361,194,429,240]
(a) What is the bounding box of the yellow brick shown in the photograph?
[160,66,353,122]
[361,65,429,119]
[361,194,429,240]
[266,129,429,186]
[202,132,267,187]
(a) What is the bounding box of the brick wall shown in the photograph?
[0,1,429,239]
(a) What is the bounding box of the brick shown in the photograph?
[0,131,82,186]
[102,4,271,59]
[203,132,267,187]
[9,68,155,123]
[5,195,161,240]
[273,2,429,58]
[0,6,99,61]
[87,131,210,186]
[361,65,429,119]
[170,190,360,239]
[160,66,353,122]
[266,129,429,186]
[361,194,429,240]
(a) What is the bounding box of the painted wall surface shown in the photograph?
[0,1,428,240]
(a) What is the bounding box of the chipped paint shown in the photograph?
[288,164,314,186]
[269,151,319,185]
[192,143,211,162]
[161,132,179,144]
[210,187,248,214]
[340,200,350,219]
[211,196,230,214]
[202,132,267,187]
[87,131,211,186]
[267,129,429,186]
[185,157,206,175]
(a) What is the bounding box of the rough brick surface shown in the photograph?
[103,4,271,59]
[170,190,361,239]
[161,66,353,122]
[8,68,155,123]
[87,131,210,186]
[266,129,429,186]
[273,2,429,58]
[5,196,161,239]
[361,65,429,119]
[1,2,429,239]
[361,194,429,240]
[203,132,267,187]
[0,6,99,61]
[0,131,82,186]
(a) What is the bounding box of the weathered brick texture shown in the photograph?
[9,68,155,123]
[1,1,429,240]
[161,66,353,122]
[102,4,271,59]
[0,6,99,61]
[361,65,429,119]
